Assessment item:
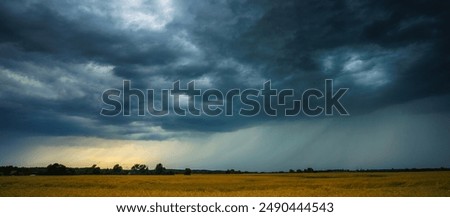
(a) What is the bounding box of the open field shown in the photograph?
[1,171,449,196]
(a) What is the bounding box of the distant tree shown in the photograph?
[131,164,148,175]
[226,169,235,174]
[0,166,17,176]
[131,164,138,172]
[141,164,149,174]
[184,168,192,175]
[154,163,166,175]
[47,163,67,175]
[91,164,101,175]
[296,169,302,173]
[304,168,314,173]
[289,169,295,173]
[113,164,123,174]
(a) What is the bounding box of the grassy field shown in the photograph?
[0,171,449,196]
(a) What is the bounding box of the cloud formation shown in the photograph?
[0,0,449,169]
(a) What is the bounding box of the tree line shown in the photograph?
[0,164,448,176]
[0,163,192,176]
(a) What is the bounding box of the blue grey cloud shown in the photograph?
[0,0,449,169]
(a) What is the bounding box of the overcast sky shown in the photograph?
[0,0,449,171]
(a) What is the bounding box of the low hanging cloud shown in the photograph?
[1,94,448,171]
[0,0,449,169]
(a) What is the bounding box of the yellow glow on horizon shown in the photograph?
[21,136,188,169]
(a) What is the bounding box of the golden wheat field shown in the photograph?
[0,172,449,196]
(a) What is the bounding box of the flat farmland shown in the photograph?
[1,172,449,196]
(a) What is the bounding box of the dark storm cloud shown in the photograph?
[229,0,450,113]
[0,1,176,65]
[0,0,449,141]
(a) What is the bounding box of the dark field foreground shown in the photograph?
[1,172,449,196]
